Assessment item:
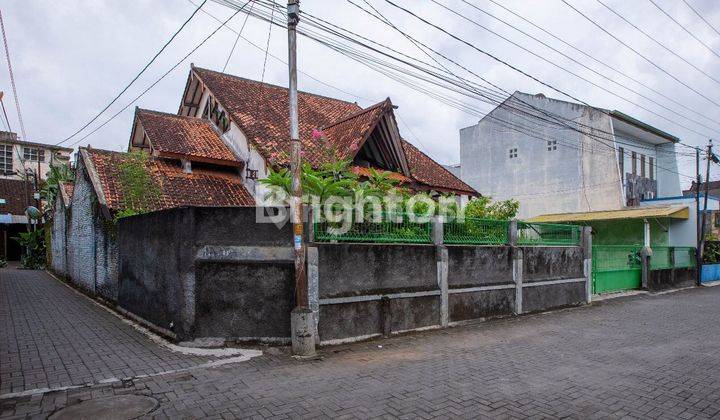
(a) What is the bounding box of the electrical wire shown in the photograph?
[222,1,255,72]
[65,2,250,148]
[648,0,720,60]
[0,10,26,141]
[55,0,208,146]
[561,0,720,110]
[681,0,720,39]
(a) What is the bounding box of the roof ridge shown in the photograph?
[321,99,390,130]
[137,107,211,124]
[193,66,363,108]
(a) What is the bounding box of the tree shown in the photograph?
[464,196,520,220]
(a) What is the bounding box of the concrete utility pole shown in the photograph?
[287,0,315,357]
[700,140,714,264]
[696,147,701,285]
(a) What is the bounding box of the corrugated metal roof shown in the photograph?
[526,205,689,223]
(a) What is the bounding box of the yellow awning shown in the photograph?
[526,205,689,223]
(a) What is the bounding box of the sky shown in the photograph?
[1,0,720,189]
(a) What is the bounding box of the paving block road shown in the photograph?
[2,268,720,419]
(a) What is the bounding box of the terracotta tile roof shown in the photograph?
[136,109,240,166]
[402,141,476,194]
[322,101,389,160]
[0,178,34,215]
[59,182,74,207]
[83,148,254,213]
[193,67,362,167]
[192,67,477,196]
[351,165,411,183]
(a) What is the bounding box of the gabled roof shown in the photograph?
[80,148,254,217]
[132,108,240,167]
[183,66,478,196]
[188,66,361,167]
[402,141,475,194]
[0,178,34,216]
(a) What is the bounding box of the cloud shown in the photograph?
[1,0,719,185]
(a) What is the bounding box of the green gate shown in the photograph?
[591,245,642,293]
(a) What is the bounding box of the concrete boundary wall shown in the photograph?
[311,221,593,345]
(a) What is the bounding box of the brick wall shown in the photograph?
[50,197,67,276]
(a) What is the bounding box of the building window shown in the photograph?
[649,157,654,180]
[0,144,12,174]
[509,148,518,159]
[23,147,44,162]
[640,154,646,177]
[618,147,624,181]
[203,96,231,133]
[632,151,637,175]
[547,140,557,151]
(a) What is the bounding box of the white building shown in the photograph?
[458,92,681,219]
[0,130,73,182]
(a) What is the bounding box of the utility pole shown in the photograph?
[287,0,315,357]
[696,147,701,285]
[700,140,713,266]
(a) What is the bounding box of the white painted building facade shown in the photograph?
[459,92,682,219]
[0,131,73,182]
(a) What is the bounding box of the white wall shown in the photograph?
[640,197,719,247]
[460,92,623,219]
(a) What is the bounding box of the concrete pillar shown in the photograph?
[380,296,392,338]
[581,226,593,303]
[307,246,320,345]
[641,219,652,289]
[291,308,316,357]
[512,247,523,315]
[431,215,444,246]
[508,220,518,246]
[437,246,449,327]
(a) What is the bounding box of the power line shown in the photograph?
[222,1,255,72]
[681,0,720,39]
[561,0,720,110]
[56,0,208,146]
[65,2,250,148]
[461,0,720,132]
[0,10,26,141]
[648,0,720,60]
[595,0,720,87]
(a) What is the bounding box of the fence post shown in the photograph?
[432,215,449,327]
[509,220,523,315]
[307,246,320,345]
[581,226,593,303]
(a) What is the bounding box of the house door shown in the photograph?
[591,245,642,293]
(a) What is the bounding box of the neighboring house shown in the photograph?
[52,114,255,300]
[0,178,35,261]
[178,65,477,200]
[683,181,720,199]
[459,92,681,219]
[0,130,72,181]
[52,64,477,299]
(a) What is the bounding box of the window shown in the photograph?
[618,147,624,181]
[509,148,518,159]
[649,157,654,180]
[640,154,646,177]
[632,151,637,175]
[203,96,230,133]
[547,140,557,151]
[23,147,44,162]
[0,144,12,174]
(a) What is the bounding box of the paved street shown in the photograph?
[2,269,720,419]
[0,269,231,397]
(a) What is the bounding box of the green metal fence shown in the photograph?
[443,217,509,245]
[517,222,582,246]
[650,246,695,269]
[313,212,431,244]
